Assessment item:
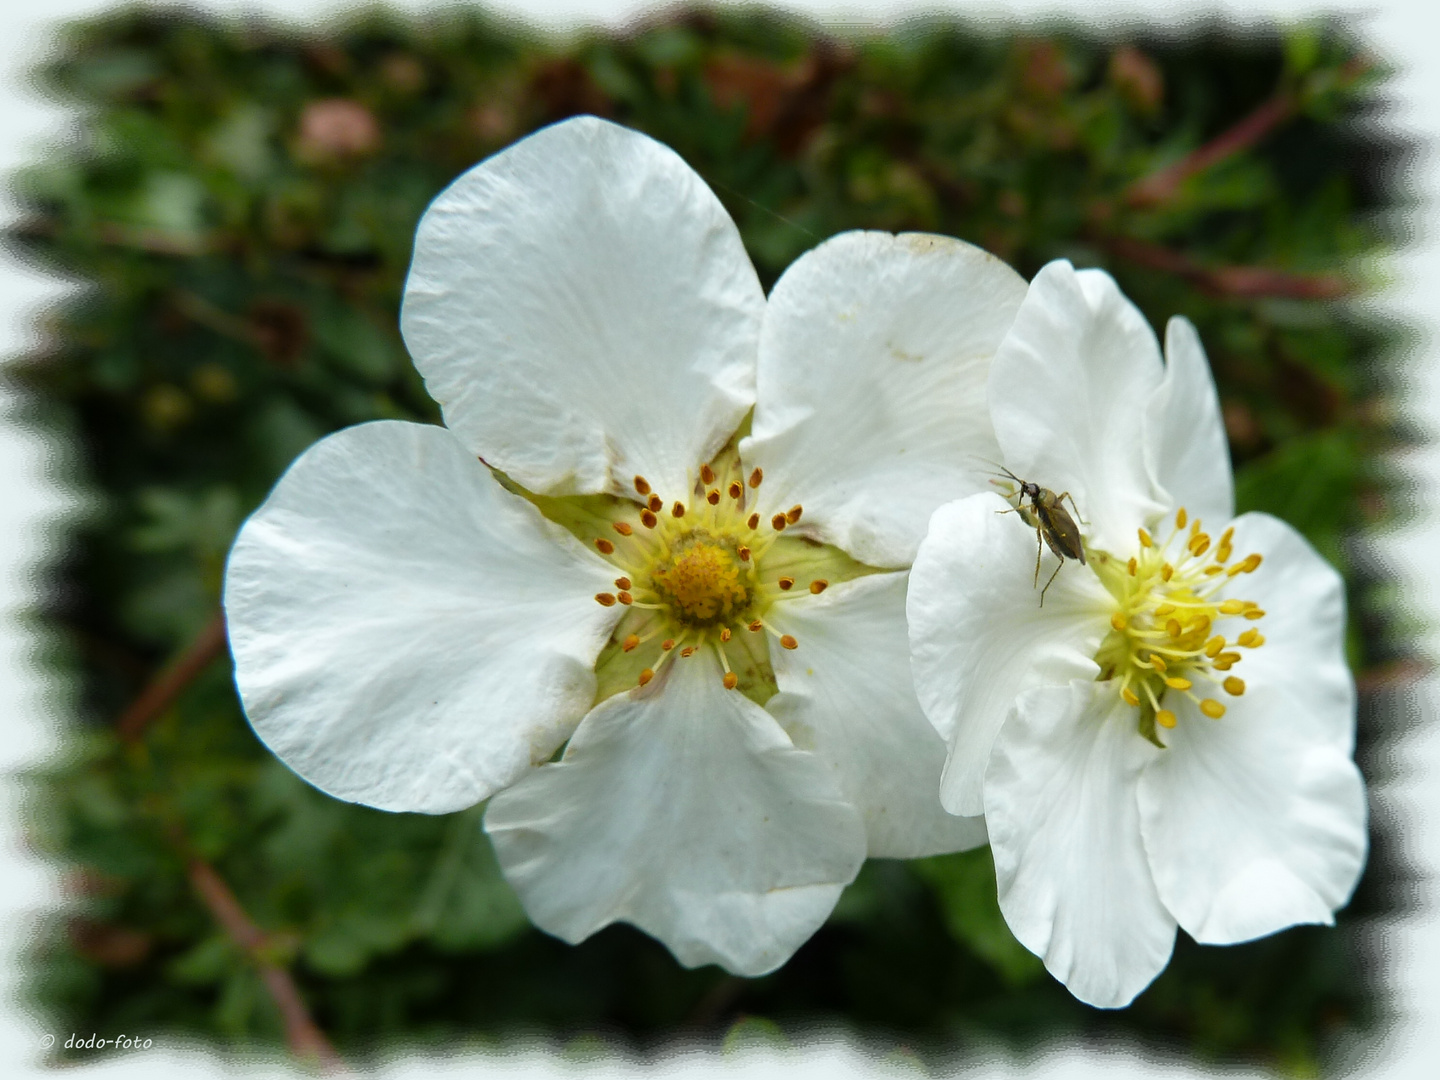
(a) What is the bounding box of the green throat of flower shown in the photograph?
[520,449,877,707]
[1090,507,1265,747]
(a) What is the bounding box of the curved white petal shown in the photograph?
[907,493,1112,817]
[763,571,987,858]
[483,649,866,976]
[986,682,1176,1009]
[743,231,1027,568]
[401,116,762,499]
[1144,317,1234,525]
[224,420,620,814]
[1216,513,1356,753]
[1138,684,1367,946]
[989,260,1166,553]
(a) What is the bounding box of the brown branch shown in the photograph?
[116,612,228,740]
[1126,92,1295,208]
[1100,235,1350,301]
[187,859,349,1075]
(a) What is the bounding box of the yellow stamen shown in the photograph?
[1156,709,1177,729]
[1149,654,1168,672]
[778,577,795,590]
[1223,676,1246,696]
[786,505,804,524]
[723,671,738,690]
[780,634,798,650]
[595,538,615,555]
[613,521,633,536]
[1245,609,1265,620]
[700,463,715,485]
[748,620,762,632]
[1121,686,1140,706]
[662,639,675,651]
[749,468,763,488]
[634,476,651,496]
[622,634,640,652]
[1176,507,1188,529]
[617,592,632,605]
[1219,600,1246,615]
[1138,528,1153,548]
[1238,628,1260,647]
[809,579,829,594]
[1166,618,1182,639]
[1188,534,1211,557]
[1164,676,1192,691]
[1161,563,1174,582]
[595,593,616,606]
[747,513,760,530]
[638,668,654,686]
[1205,636,1226,658]
[1200,699,1226,719]
[720,628,731,642]
[1111,612,1128,631]
[672,501,686,518]
[680,646,696,657]
[1154,604,1176,617]
[728,481,743,500]
[1128,557,1138,576]
[648,493,663,513]
[771,513,788,531]
[707,489,721,505]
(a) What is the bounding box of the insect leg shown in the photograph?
[1032,528,1043,587]
[1058,491,1088,526]
[1039,556,1064,607]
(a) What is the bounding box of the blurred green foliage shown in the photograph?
[9,4,1405,1073]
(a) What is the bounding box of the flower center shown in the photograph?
[1090,507,1265,745]
[650,535,752,625]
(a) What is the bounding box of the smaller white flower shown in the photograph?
[908,260,1368,1008]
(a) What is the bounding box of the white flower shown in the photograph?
[224,116,1027,975]
[907,260,1368,1008]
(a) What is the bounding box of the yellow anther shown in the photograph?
[1138,528,1153,548]
[1176,507,1188,529]
[1245,608,1265,621]
[1200,699,1226,719]
[1189,535,1211,557]
[747,513,760,530]
[1111,612,1128,631]
[681,646,696,657]
[613,521,633,536]
[640,509,658,529]
[707,489,721,505]
[1223,676,1246,696]
[1218,651,1242,664]
[1166,618,1182,639]
[638,668,654,686]
[1154,604,1177,617]
[1149,654,1168,672]
[1227,553,1263,577]
[595,538,615,555]
[1156,709,1177,729]
[1204,565,1225,576]
[1122,686,1140,706]
[1128,557,1138,576]
[595,593,617,606]
[622,634,640,652]
[662,639,675,651]
[778,577,795,590]
[748,620,762,632]
[634,475,651,496]
[786,505,804,524]
[771,513,788,531]
[648,493,663,513]
[738,546,751,562]
[720,627,732,642]
[672,501,686,518]
[810,579,829,594]
[1205,636,1226,657]
[1194,615,1212,634]
[723,671,738,690]
[1164,676,1192,691]
[1245,634,1265,648]
[615,576,631,590]
[749,468,763,488]
[728,481,743,500]
[1212,657,1234,671]
[617,592,632,605]
[1219,526,1234,547]
[1219,600,1246,615]
[780,634,799,650]
[1161,563,1174,582]
[700,463,715,485]
[1238,628,1259,647]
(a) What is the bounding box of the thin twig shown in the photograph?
[1100,235,1349,300]
[187,859,349,1075]
[1126,92,1295,208]
[116,612,228,740]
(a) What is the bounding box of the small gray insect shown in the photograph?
[994,466,1086,606]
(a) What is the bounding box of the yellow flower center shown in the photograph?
[1091,506,1264,745]
[651,536,752,625]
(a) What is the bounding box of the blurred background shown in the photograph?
[1,1,1437,1077]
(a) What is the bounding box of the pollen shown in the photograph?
[595,593,617,606]
[1111,613,1128,631]
[595,538,615,555]
[638,668,654,686]
[707,490,721,505]
[672,501,685,518]
[728,481,743,499]
[786,505,803,524]
[700,464,715,485]
[780,635,798,650]
[771,513,788,531]
[650,538,750,624]
[749,468,763,488]
[640,509,658,529]
[614,521,633,536]
[648,494,663,513]
[723,672,738,690]
[634,476,651,496]
[615,577,631,590]
[809,579,829,594]
[747,513,760,530]
[622,634,640,652]
[778,577,795,590]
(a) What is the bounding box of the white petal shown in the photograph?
[1218,512,1356,752]
[989,260,1166,553]
[483,649,866,976]
[223,420,620,814]
[401,116,762,499]
[1138,684,1367,946]
[742,231,1027,568]
[763,571,987,858]
[986,682,1176,1009]
[907,493,1111,817]
[1144,317,1234,525]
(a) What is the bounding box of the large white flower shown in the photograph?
[224,116,1026,976]
[907,260,1368,1008]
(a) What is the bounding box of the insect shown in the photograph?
[993,467,1086,606]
